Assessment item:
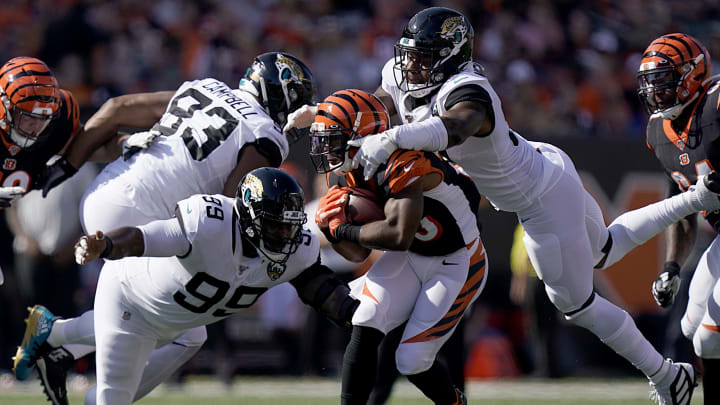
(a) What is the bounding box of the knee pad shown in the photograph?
[396,344,435,375]
[173,326,208,347]
[523,232,563,285]
[694,325,720,359]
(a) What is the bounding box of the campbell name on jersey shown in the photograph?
[102,78,289,219]
[0,89,80,191]
[345,150,480,256]
[646,81,720,190]
[119,194,319,332]
[380,59,561,212]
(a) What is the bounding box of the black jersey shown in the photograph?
[0,89,80,191]
[343,150,481,256]
[646,83,720,191]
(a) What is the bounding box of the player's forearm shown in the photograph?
[664,215,697,267]
[330,240,371,263]
[102,227,146,259]
[70,92,173,165]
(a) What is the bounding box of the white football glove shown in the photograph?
[75,235,90,265]
[348,132,398,180]
[652,270,681,308]
[0,186,25,208]
[122,130,160,160]
[283,104,318,132]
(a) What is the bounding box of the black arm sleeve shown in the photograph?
[290,260,359,327]
[445,84,495,136]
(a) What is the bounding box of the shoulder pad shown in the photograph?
[381,150,442,195]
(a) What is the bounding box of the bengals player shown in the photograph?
[639,33,720,404]
[0,56,81,206]
[311,89,484,405]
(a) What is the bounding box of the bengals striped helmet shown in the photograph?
[637,33,711,120]
[309,89,389,175]
[0,57,60,148]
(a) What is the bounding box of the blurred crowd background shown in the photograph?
[1,0,720,388]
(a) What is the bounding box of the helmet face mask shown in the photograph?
[309,126,354,174]
[393,7,474,98]
[636,33,711,120]
[0,57,60,149]
[637,67,682,114]
[235,168,307,264]
[238,52,316,131]
[309,89,390,176]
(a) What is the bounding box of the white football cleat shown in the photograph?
[648,360,697,405]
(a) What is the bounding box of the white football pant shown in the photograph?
[350,238,487,375]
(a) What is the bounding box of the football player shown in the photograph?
[286,8,720,405]
[0,56,116,286]
[66,167,358,404]
[311,89,485,405]
[638,33,720,404]
[12,52,317,405]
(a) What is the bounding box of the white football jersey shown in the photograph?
[100,78,289,219]
[381,59,561,212]
[118,194,319,332]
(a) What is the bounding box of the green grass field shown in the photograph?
[0,376,705,405]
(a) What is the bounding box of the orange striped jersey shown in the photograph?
[646,81,720,192]
[0,88,80,191]
[345,149,481,256]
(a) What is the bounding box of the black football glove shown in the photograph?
[652,262,681,308]
[42,157,78,197]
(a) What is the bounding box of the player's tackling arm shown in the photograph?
[74,217,191,264]
[374,86,402,126]
[290,260,360,327]
[222,141,279,197]
[67,91,174,164]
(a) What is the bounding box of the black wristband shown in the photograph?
[335,224,361,244]
[663,261,681,277]
[100,236,114,259]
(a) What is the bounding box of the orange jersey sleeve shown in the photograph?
[381,150,443,195]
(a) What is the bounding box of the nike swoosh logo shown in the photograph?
[520,217,530,223]
[403,162,415,172]
[186,206,192,214]
[442,259,458,266]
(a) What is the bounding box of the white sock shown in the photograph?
[47,310,96,358]
[601,192,704,269]
[567,295,666,381]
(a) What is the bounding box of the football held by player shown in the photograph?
[311,89,484,405]
[285,7,720,405]
[639,33,720,405]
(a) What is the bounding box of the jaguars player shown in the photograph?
[12,52,316,405]
[286,8,720,404]
[639,33,720,405]
[311,89,484,405]
[65,167,357,405]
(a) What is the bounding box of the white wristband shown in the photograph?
[388,116,448,152]
[137,218,191,257]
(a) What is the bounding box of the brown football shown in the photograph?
[345,187,385,225]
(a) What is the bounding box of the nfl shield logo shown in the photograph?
[679,153,690,166]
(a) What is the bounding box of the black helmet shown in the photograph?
[234,167,307,264]
[394,7,474,98]
[239,52,316,130]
